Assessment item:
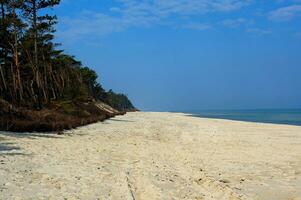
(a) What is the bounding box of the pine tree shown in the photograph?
[8,0,26,103]
[0,0,25,103]
[0,0,135,115]
[0,0,8,97]
[22,0,60,108]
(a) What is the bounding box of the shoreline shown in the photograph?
[186,114,301,128]
[171,110,301,127]
[1,112,301,200]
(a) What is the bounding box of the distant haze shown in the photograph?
[55,0,301,111]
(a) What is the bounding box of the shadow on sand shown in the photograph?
[0,116,135,156]
[0,137,24,156]
[107,118,135,123]
[0,131,61,156]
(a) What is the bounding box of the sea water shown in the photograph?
[180,109,301,126]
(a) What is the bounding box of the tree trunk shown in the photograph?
[32,0,38,71]
[0,1,6,92]
[10,63,16,101]
[0,65,6,90]
[32,0,42,109]
[12,0,23,102]
[0,1,8,95]
[26,49,38,104]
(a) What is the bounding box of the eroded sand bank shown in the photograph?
[0,112,301,200]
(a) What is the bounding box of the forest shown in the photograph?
[0,0,136,132]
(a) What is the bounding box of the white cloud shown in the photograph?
[246,28,271,36]
[181,22,211,30]
[269,5,301,21]
[221,18,251,28]
[58,0,253,40]
[118,0,252,16]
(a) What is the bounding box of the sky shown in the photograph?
[53,0,301,111]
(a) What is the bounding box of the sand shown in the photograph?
[0,112,301,200]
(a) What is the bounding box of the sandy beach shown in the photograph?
[0,112,301,200]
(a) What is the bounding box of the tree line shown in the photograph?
[0,0,135,111]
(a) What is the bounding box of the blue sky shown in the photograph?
[53,0,301,111]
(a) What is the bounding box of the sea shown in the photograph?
[178,109,301,126]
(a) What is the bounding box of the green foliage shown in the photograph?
[105,90,136,112]
[79,67,107,101]
[0,0,135,112]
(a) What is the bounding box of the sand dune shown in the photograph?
[0,112,301,200]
